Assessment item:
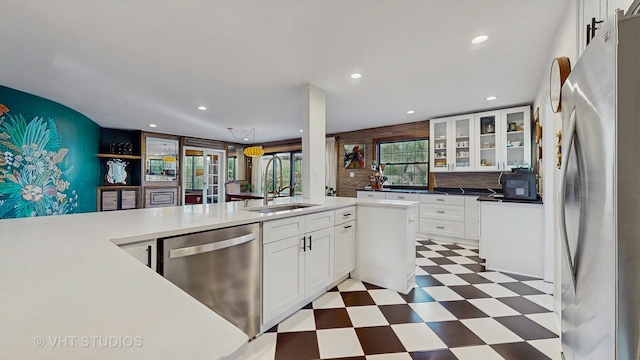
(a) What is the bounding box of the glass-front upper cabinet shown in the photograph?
[501,106,531,171]
[430,119,449,171]
[475,110,500,171]
[430,115,475,172]
[452,115,474,171]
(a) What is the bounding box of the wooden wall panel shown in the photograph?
[331,120,503,197]
[333,121,429,197]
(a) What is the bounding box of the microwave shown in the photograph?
[501,169,537,200]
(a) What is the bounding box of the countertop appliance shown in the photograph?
[559,10,640,360]
[500,168,537,200]
[158,223,260,338]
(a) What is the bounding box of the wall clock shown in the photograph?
[550,57,571,113]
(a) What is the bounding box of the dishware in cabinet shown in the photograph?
[475,110,501,171]
[474,106,531,171]
[501,106,531,170]
[429,114,475,172]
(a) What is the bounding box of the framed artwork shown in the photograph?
[344,144,365,169]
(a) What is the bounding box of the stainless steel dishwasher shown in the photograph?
[158,223,260,338]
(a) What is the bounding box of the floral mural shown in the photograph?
[0,103,78,218]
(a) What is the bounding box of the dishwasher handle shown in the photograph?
[168,232,258,259]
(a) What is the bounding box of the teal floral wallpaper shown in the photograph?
[0,86,100,218]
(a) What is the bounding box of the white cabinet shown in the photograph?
[119,240,156,271]
[579,0,633,55]
[479,201,543,277]
[304,227,334,296]
[334,221,355,280]
[417,194,479,246]
[431,106,531,172]
[262,210,336,325]
[357,191,386,200]
[464,197,480,240]
[334,206,356,280]
[475,106,531,171]
[352,203,416,294]
[430,114,475,172]
[263,234,305,323]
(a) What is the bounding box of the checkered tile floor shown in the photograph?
[239,239,560,360]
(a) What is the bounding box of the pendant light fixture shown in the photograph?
[228,128,265,157]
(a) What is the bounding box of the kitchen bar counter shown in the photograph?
[0,196,415,359]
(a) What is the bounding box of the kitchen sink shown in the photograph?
[241,203,319,214]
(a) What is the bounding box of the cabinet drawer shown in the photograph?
[263,216,305,245]
[334,206,356,225]
[419,203,465,222]
[420,218,465,238]
[357,191,386,200]
[121,190,138,210]
[419,194,465,206]
[385,193,419,201]
[305,211,335,233]
[101,191,118,211]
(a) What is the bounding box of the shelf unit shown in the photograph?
[97,154,142,160]
[97,129,143,211]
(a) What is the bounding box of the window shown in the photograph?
[378,139,429,186]
[260,151,302,195]
[184,155,204,191]
[227,156,237,181]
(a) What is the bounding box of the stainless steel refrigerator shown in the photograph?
[559,10,640,360]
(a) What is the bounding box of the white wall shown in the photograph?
[533,0,634,332]
[531,0,577,330]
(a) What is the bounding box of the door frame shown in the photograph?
[182,146,227,204]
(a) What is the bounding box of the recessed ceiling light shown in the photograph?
[243,138,249,141]
[472,35,489,44]
[486,96,498,101]
[149,124,157,128]
[300,129,303,132]
[161,153,164,155]
[406,110,415,114]
[154,153,158,156]
[350,73,362,79]
[197,106,207,111]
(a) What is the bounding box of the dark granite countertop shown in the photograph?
[357,187,502,196]
[477,195,543,204]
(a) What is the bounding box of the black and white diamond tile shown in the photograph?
[239,239,560,360]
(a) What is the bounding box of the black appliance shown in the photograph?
[500,168,537,200]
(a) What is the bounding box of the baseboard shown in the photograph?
[416,232,479,247]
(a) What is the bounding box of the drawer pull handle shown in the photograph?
[343,213,352,217]
[344,225,352,229]
[397,196,404,199]
[436,211,445,214]
[436,198,445,202]
[436,226,445,230]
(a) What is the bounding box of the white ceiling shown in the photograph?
[0,0,569,143]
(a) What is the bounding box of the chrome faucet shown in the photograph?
[263,155,288,205]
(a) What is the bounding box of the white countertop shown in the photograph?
[0,196,416,359]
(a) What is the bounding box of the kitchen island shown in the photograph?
[0,196,416,359]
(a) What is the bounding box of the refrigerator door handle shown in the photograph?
[559,109,578,291]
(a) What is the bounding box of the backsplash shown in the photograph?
[433,172,502,189]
